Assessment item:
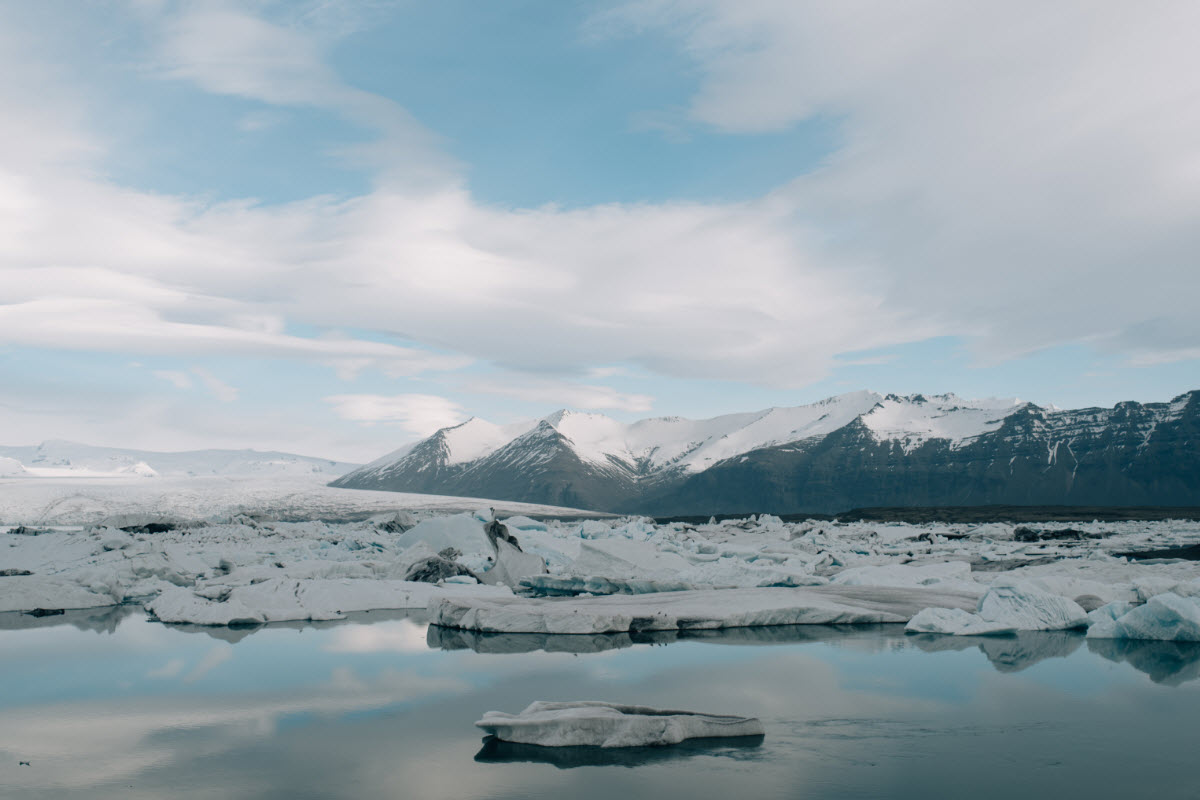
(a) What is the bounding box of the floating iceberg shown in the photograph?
[1086,592,1200,642]
[905,580,1088,636]
[148,579,511,626]
[475,701,764,748]
[432,585,980,634]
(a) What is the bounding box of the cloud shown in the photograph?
[153,370,193,390]
[183,644,233,683]
[324,393,466,435]
[0,0,1195,461]
[190,367,239,403]
[465,376,655,413]
[146,658,185,679]
[605,0,1200,367]
[156,2,456,184]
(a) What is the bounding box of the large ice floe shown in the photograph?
[4,488,1200,635]
[475,701,765,748]
[432,585,981,634]
[905,580,1090,636]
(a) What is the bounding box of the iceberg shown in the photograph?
[148,579,511,626]
[1086,592,1200,642]
[0,576,121,613]
[432,585,980,635]
[905,580,1088,636]
[475,701,764,747]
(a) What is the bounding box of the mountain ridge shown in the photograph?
[332,389,1200,513]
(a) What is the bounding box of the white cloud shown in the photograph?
[324,393,466,435]
[152,370,193,390]
[466,376,655,413]
[606,0,1200,366]
[0,0,1195,467]
[156,2,456,184]
[183,644,233,683]
[190,367,239,403]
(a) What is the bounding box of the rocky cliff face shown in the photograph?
[332,391,1200,514]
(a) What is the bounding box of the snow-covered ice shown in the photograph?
[475,701,764,747]
[431,585,981,634]
[904,580,1089,635]
[4,478,1200,633]
[1087,592,1200,642]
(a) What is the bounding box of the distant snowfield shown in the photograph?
[0,474,600,526]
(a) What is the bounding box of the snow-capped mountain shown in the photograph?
[334,390,1200,513]
[0,441,358,479]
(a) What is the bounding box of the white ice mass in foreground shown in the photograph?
[475,701,765,748]
[3,473,1200,639]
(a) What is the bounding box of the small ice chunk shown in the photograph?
[478,539,547,587]
[475,701,764,748]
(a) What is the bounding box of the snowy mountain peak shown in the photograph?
[334,390,1200,513]
[347,389,1034,485]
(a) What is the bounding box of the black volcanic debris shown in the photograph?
[332,391,1200,515]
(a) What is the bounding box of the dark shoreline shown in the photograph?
[654,505,1200,525]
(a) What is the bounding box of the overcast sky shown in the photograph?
[1,0,1197,461]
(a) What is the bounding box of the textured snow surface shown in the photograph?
[860,394,1023,453]
[476,701,764,748]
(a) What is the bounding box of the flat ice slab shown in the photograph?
[475,701,764,748]
[432,585,981,634]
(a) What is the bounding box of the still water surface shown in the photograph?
[2,608,1199,799]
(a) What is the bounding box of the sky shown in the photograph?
[1,0,1197,462]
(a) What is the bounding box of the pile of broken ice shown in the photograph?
[3,509,1200,642]
[475,701,764,748]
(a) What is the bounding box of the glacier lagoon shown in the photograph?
[4,610,1200,799]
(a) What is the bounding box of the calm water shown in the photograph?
[3,608,1200,799]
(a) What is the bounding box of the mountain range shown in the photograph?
[0,441,356,479]
[331,390,1200,514]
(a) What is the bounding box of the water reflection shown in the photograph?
[474,734,766,768]
[5,614,1200,799]
[908,630,1086,673]
[164,609,433,644]
[427,623,908,655]
[1087,638,1200,685]
[0,605,138,634]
